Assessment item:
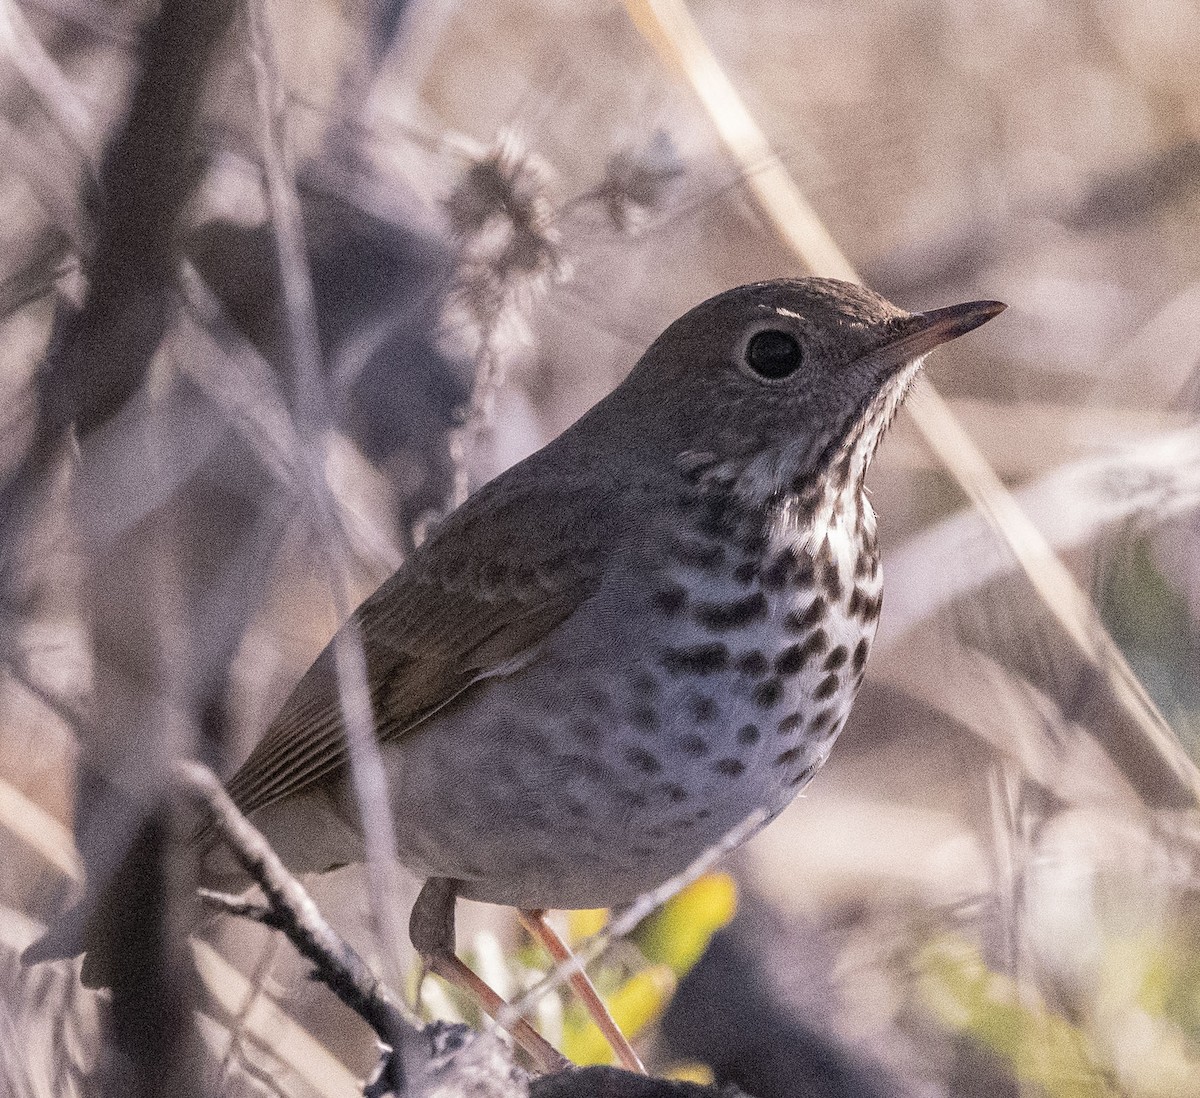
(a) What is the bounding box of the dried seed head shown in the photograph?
[591,131,684,232]
[445,134,567,297]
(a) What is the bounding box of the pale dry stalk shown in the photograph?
[244,0,410,983]
[622,0,1200,806]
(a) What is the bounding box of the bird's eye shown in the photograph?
[745,329,803,379]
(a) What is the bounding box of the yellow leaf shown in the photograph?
[561,965,676,1065]
[567,908,609,943]
[667,1062,716,1085]
[919,936,1116,1098]
[633,872,738,976]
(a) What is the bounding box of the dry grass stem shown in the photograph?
[191,940,360,1098]
[880,424,1200,643]
[621,0,851,281]
[624,0,1200,808]
[245,0,410,981]
[909,384,1200,804]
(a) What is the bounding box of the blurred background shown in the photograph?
[2,0,1200,1095]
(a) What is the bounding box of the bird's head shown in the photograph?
[616,277,1004,502]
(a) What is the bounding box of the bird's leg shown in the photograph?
[518,908,647,1075]
[410,878,568,1073]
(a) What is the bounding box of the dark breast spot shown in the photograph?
[652,584,688,617]
[694,591,769,631]
[852,638,870,673]
[658,782,689,803]
[737,723,761,745]
[631,671,659,696]
[660,643,729,676]
[775,746,804,767]
[678,733,710,757]
[788,763,818,787]
[850,588,883,623]
[859,592,883,624]
[735,650,769,677]
[733,560,758,585]
[736,528,768,555]
[785,597,826,633]
[625,746,662,774]
[694,496,740,539]
[774,643,811,676]
[713,758,746,777]
[628,704,659,734]
[782,630,829,673]
[564,795,587,819]
[752,678,784,708]
[809,708,836,734]
[777,712,803,735]
[688,695,719,723]
[759,548,796,591]
[814,673,840,701]
[580,685,612,714]
[762,548,817,593]
[823,645,849,670]
[819,558,844,601]
[568,718,602,748]
[515,728,551,753]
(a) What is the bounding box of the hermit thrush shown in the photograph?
[210,276,1003,1068]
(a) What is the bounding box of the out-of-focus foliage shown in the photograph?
[556,873,738,1065]
[631,872,739,979]
[1,0,1200,1093]
[1101,536,1200,757]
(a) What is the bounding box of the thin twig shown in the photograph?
[199,889,275,924]
[498,807,769,1030]
[176,762,420,1049]
[243,0,410,983]
[191,940,361,1098]
[879,424,1200,644]
[622,0,1200,808]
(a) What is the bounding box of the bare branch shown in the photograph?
[176,762,420,1069]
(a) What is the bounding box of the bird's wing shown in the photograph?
[224,471,625,817]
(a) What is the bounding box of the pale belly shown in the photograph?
[369,528,882,911]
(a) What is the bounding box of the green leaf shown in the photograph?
[919,936,1117,1098]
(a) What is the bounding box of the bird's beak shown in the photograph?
[876,299,1006,364]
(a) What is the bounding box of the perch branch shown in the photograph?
[176,762,420,1061]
